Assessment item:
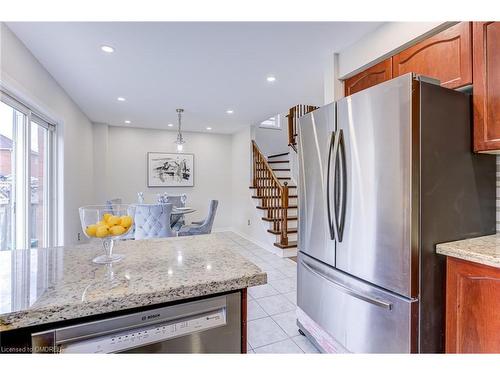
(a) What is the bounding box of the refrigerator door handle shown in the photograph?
[326,131,337,241]
[300,259,393,310]
[329,129,342,241]
[337,129,347,242]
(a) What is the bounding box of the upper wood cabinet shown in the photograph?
[472,22,500,152]
[445,257,500,353]
[392,22,472,89]
[344,58,393,96]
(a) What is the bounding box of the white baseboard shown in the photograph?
[227,227,295,258]
[212,227,234,233]
[231,228,281,256]
[281,248,298,257]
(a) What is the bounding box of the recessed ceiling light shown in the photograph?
[167,123,173,127]
[117,97,126,102]
[124,120,131,124]
[226,109,234,114]
[101,45,115,53]
[206,127,212,130]
[266,75,276,82]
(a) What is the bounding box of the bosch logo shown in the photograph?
[141,313,160,321]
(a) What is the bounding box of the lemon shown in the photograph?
[95,226,110,238]
[103,213,112,222]
[85,224,98,237]
[120,215,133,228]
[107,215,120,226]
[97,220,106,226]
[110,225,126,236]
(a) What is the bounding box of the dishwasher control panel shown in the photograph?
[60,309,226,353]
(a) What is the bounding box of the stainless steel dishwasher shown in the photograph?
[31,293,241,353]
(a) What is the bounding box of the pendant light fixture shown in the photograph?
[174,108,185,152]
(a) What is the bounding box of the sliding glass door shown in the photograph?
[30,118,53,248]
[0,100,17,250]
[0,92,56,250]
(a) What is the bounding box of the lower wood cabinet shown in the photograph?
[472,22,500,152]
[445,257,500,353]
[344,58,392,96]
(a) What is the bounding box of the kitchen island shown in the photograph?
[436,235,500,353]
[0,233,266,353]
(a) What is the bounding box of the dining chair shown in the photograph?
[105,198,122,215]
[137,192,145,204]
[133,203,176,240]
[160,194,187,229]
[157,194,187,208]
[178,200,218,237]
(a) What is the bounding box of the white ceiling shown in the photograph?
[7,22,383,133]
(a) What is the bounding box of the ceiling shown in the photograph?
[7,22,383,133]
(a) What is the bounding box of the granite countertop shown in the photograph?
[0,233,266,332]
[436,234,500,268]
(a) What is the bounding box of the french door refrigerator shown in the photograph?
[296,73,495,353]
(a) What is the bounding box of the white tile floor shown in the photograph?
[216,231,320,354]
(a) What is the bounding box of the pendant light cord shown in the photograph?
[176,108,184,144]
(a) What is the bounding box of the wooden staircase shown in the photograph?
[250,141,298,251]
[249,105,318,254]
[286,104,318,152]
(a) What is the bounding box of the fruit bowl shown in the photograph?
[79,204,135,264]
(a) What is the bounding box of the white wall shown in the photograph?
[251,115,289,157]
[95,124,233,229]
[0,23,95,246]
[323,53,345,104]
[93,123,110,204]
[231,127,277,251]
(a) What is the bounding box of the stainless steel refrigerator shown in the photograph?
[296,73,495,353]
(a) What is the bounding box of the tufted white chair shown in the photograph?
[133,203,176,240]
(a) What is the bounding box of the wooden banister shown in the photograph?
[281,183,289,246]
[251,140,289,246]
[286,104,318,152]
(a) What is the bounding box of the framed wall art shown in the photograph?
[147,152,194,187]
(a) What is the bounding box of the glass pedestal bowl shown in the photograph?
[79,204,135,264]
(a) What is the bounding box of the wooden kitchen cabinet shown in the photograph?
[445,257,500,353]
[472,22,500,152]
[344,58,393,96]
[392,22,472,89]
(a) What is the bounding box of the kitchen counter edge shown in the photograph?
[436,234,500,269]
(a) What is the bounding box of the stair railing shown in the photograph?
[287,104,318,152]
[251,140,289,246]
